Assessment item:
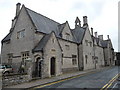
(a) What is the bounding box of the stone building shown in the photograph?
[1,3,114,78]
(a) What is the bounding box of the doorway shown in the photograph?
[50,57,56,76]
[35,57,42,77]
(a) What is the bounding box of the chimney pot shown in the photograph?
[11,19,14,28]
[98,35,103,40]
[91,27,93,36]
[16,3,21,16]
[94,32,97,38]
[83,16,88,25]
[107,35,110,40]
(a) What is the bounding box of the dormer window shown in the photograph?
[17,29,25,39]
[65,33,70,40]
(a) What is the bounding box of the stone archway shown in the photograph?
[35,57,42,77]
[50,57,56,76]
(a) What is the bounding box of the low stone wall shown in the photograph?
[2,73,30,87]
[62,67,79,74]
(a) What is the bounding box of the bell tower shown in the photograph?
[75,17,81,28]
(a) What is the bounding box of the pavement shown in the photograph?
[3,66,113,89]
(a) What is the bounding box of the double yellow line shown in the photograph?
[100,73,119,90]
[31,71,96,89]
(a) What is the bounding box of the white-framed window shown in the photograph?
[21,51,29,65]
[72,55,77,65]
[65,33,70,40]
[65,45,70,50]
[8,53,13,64]
[17,29,25,39]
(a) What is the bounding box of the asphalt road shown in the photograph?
[36,66,119,89]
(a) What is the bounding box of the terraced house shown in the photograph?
[1,3,114,78]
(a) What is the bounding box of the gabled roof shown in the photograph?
[33,32,63,52]
[2,31,12,43]
[92,36,100,45]
[58,22,66,33]
[26,8,60,36]
[33,34,51,52]
[92,36,108,48]
[71,27,86,44]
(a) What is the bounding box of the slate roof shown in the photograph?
[92,36,109,48]
[71,27,86,44]
[26,8,61,36]
[33,34,51,52]
[2,32,12,43]
[100,40,108,48]
[58,23,66,33]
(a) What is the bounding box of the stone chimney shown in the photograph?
[91,27,93,36]
[107,35,110,40]
[11,19,14,28]
[83,16,88,26]
[16,3,21,16]
[94,32,97,38]
[98,35,103,40]
[75,17,81,28]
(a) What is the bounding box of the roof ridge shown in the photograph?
[26,7,60,25]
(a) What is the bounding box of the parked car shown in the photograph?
[0,65,13,75]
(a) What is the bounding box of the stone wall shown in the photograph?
[62,67,79,74]
[2,74,30,87]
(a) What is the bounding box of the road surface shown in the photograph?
[32,66,120,89]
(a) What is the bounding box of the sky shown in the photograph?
[0,0,119,52]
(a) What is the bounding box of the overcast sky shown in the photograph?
[0,0,118,52]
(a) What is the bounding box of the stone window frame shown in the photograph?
[65,33,70,40]
[65,45,70,50]
[17,29,25,39]
[85,40,88,46]
[89,41,92,47]
[21,51,29,65]
[7,53,13,64]
[72,55,77,65]
[52,38,55,43]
